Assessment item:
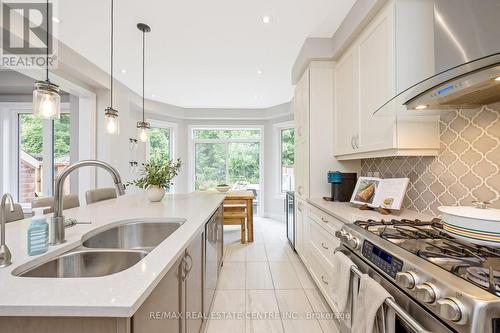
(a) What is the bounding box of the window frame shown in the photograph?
[273,121,295,198]
[188,124,265,215]
[9,104,72,209]
[146,119,178,192]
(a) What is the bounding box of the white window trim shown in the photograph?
[273,120,294,199]
[2,103,71,210]
[146,119,178,193]
[187,124,265,216]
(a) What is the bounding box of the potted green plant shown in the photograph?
[128,159,182,202]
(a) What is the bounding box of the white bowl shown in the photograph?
[216,186,231,193]
[438,205,500,248]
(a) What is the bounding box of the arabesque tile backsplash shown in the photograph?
[361,104,500,216]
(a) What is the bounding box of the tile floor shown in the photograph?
[206,217,339,333]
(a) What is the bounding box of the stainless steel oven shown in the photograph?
[338,245,451,333]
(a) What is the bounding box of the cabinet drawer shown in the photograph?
[307,244,336,310]
[308,218,339,266]
[307,205,344,237]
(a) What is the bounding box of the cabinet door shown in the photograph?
[294,140,309,199]
[294,69,310,145]
[333,48,358,155]
[357,3,396,151]
[295,198,307,260]
[185,233,204,333]
[133,256,183,333]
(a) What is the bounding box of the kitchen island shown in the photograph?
[0,192,224,333]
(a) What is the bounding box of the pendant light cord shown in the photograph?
[46,0,49,81]
[142,28,145,122]
[110,0,114,108]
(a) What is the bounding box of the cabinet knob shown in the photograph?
[437,297,463,322]
[415,283,438,303]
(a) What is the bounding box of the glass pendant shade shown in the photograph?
[104,107,120,134]
[137,121,150,142]
[33,81,60,119]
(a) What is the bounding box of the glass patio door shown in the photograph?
[192,128,262,215]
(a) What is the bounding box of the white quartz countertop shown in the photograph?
[307,198,433,223]
[0,192,225,318]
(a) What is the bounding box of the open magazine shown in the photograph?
[350,177,409,210]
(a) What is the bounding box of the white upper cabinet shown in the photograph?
[333,0,440,160]
[295,62,360,199]
[333,48,358,156]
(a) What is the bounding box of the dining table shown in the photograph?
[208,190,255,242]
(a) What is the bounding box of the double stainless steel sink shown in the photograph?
[14,218,185,278]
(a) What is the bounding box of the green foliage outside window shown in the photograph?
[281,128,294,167]
[19,114,70,157]
[149,127,171,165]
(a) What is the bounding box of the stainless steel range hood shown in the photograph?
[376,0,500,114]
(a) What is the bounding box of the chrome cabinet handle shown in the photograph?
[350,135,355,149]
[355,134,360,149]
[321,275,329,285]
[321,217,329,223]
[321,242,329,250]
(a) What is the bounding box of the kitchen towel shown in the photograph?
[331,251,356,313]
[352,274,395,333]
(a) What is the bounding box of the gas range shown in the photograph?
[338,218,500,333]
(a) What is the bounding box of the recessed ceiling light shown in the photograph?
[495,76,500,81]
[151,94,156,98]
[415,105,428,110]
[52,16,60,23]
[262,16,271,24]
[257,70,263,75]
[121,69,127,74]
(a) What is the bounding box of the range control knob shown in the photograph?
[437,298,463,322]
[415,283,438,303]
[395,271,417,289]
[348,237,360,249]
[334,230,346,240]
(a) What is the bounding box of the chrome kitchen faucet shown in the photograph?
[51,160,126,245]
[0,193,14,267]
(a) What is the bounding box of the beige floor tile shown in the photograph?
[225,243,247,262]
[305,289,340,333]
[265,243,292,262]
[207,318,245,333]
[219,262,246,289]
[275,290,323,333]
[246,262,274,289]
[269,261,302,289]
[246,243,268,261]
[290,260,316,289]
[246,290,283,333]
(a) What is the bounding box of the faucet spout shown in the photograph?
[51,160,125,245]
[0,193,14,267]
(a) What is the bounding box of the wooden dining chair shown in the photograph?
[223,200,247,244]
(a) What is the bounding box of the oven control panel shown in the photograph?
[362,241,403,278]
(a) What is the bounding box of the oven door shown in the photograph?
[338,245,454,333]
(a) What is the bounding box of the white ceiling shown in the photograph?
[57,0,354,109]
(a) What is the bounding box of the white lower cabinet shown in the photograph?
[298,202,345,315]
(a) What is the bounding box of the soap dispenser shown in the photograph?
[28,207,49,256]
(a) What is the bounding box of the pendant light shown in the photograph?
[33,0,60,119]
[136,23,151,142]
[104,0,119,134]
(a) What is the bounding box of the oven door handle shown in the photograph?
[349,264,431,333]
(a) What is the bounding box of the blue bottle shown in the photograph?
[28,207,49,256]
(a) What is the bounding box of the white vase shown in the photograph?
[146,185,165,202]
